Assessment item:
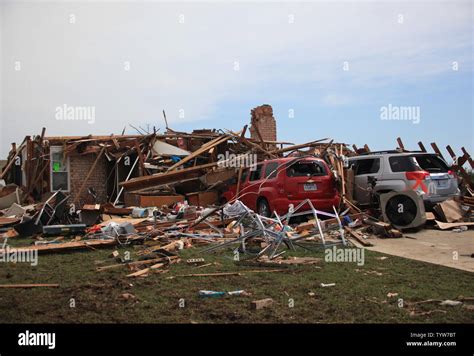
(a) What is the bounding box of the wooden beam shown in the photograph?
[0,141,26,180]
[268,138,330,155]
[230,131,276,158]
[446,145,456,160]
[0,284,59,289]
[461,147,474,169]
[120,162,218,191]
[166,134,231,172]
[134,140,147,176]
[418,141,426,152]
[430,142,445,160]
[396,137,405,150]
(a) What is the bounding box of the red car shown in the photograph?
[221,157,341,217]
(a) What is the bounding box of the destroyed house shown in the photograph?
[0,129,241,206]
[0,126,296,209]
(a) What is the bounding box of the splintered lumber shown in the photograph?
[147,240,185,254]
[396,137,405,150]
[126,262,167,277]
[0,239,123,255]
[269,138,329,155]
[461,147,474,169]
[166,134,231,172]
[363,218,393,237]
[120,162,218,191]
[433,199,463,223]
[344,227,373,247]
[0,284,59,288]
[168,269,287,279]
[435,221,474,230]
[251,298,274,310]
[97,256,179,271]
[168,272,241,278]
[229,131,275,158]
[430,142,445,160]
[0,141,26,179]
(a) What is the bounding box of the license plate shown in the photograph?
[304,183,317,191]
[436,180,449,188]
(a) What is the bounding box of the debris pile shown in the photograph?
[1,106,473,282]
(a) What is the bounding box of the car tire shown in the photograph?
[257,198,271,218]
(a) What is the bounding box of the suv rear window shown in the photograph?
[354,158,380,175]
[389,156,417,172]
[390,154,450,173]
[413,154,449,173]
[264,162,279,179]
[286,161,327,177]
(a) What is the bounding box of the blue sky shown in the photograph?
[1,0,473,161]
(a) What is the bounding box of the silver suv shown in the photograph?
[348,151,460,206]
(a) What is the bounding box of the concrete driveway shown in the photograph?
[367,228,474,272]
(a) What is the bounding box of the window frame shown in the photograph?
[264,161,279,179]
[286,160,328,177]
[50,146,71,192]
[249,164,263,181]
[354,158,380,176]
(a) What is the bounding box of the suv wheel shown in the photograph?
[257,198,271,217]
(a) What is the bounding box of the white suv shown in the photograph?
[348,151,460,206]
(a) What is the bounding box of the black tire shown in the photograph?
[257,198,271,217]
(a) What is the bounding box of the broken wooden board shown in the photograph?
[344,226,373,246]
[251,298,274,310]
[167,269,287,279]
[433,199,463,223]
[0,238,141,255]
[435,221,474,230]
[0,284,59,288]
[119,162,218,191]
[126,261,172,277]
[97,255,179,272]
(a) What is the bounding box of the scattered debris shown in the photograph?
[119,293,137,301]
[251,298,274,310]
[0,284,59,288]
[439,300,463,307]
[199,290,250,298]
[320,283,336,288]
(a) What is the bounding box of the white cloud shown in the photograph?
[0,1,472,156]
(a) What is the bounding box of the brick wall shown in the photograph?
[69,154,108,205]
[249,104,277,143]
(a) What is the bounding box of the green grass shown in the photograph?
[0,237,473,324]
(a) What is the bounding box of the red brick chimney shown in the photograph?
[249,104,277,143]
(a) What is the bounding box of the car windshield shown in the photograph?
[412,154,449,173]
[286,161,327,177]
